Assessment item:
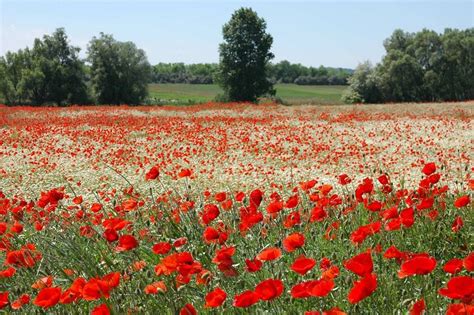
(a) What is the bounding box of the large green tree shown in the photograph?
[0,49,30,105]
[0,28,88,105]
[342,61,382,103]
[345,28,473,103]
[217,8,275,102]
[87,33,151,105]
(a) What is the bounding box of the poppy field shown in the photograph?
[0,102,473,314]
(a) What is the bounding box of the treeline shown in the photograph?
[344,28,474,103]
[0,28,151,105]
[151,61,352,85]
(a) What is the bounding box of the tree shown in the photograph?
[344,28,473,103]
[27,28,88,105]
[378,51,424,102]
[0,49,30,105]
[87,33,151,104]
[217,8,275,102]
[0,28,88,106]
[342,61,382,103]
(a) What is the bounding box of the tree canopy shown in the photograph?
[0,28,89,105]
[344,28,474,103]
[217,8,275,102]
[87,33,151,105]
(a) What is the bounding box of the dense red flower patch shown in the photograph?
[0,103,472,313]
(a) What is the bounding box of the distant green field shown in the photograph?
[148,84,347,105]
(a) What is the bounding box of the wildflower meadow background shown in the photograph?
[0,102,472,314]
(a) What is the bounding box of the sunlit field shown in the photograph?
[147,84,347,104]
[0,102,473,314]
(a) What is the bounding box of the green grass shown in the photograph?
[148,84,347,105]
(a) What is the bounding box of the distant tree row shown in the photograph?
[344,28,474,103]
[0,28,151,105]
[150,61,351,85]
[151,63,217,84]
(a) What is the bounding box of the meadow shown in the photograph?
[148,84,347,105]
[0,102,472,314]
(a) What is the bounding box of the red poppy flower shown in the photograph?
[0,292,8,309]
[90,203,102,213]
[205,287,227,308]
[0,267,16,278]
[310,278,335,297]
[344,250,373,277]
[121,198,138,211]
[348,273,377,304]
[291,255,316,275]
[422,162,436,176]
[398,256,437,278]
[245,258,263,272]
[285,195,299,208]
[444,258,464,274]
[116,235,138,251]
[452,216,464,233]
[464,253,474,272]
[32,275,53,289]
[178,169,192,178]
[233,290,259,308]
[378,174,389,185]
[72,195,83,205]
[291,281,314,299]
[256,247,282,261]
[144,281,166,294]
[179,303,197,315]
[249,189,263,208]
[454,195,470,208]
[339,174,351,185]
[291,279,334,299]
[350,221,381,245]
[410,298,425,315]
[82,279,107,301]
[310,206,327,222]
[400,207,414,228]
[284,211,301,228]
[145,166,160,180]
[417,198,434,210]
[91,304,110,315]
[215,192,227,202]
[267,201,283,214]
[34,287,62,309]
[173,237,188,248]
[255,279,284,301]
[322,307,347,315]
[202,204,220,225]
[203,226,220,243]
[438,276,474,301]
[322,266,340,280]
[11,293,29,310]
[283,233,305,252]
[103,229,118,242]
[445,303,474,315]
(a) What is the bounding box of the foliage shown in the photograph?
[151,63,218,84]
[150,61,352,85]
[345,28,474,103]
[0,28,89,106]
[269,61,351,85]
[342,62,381,104]
[217,8,275,102]
[87,33,151,105]
[0,49,31,105]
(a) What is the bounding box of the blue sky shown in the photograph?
[1,0,473,68]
